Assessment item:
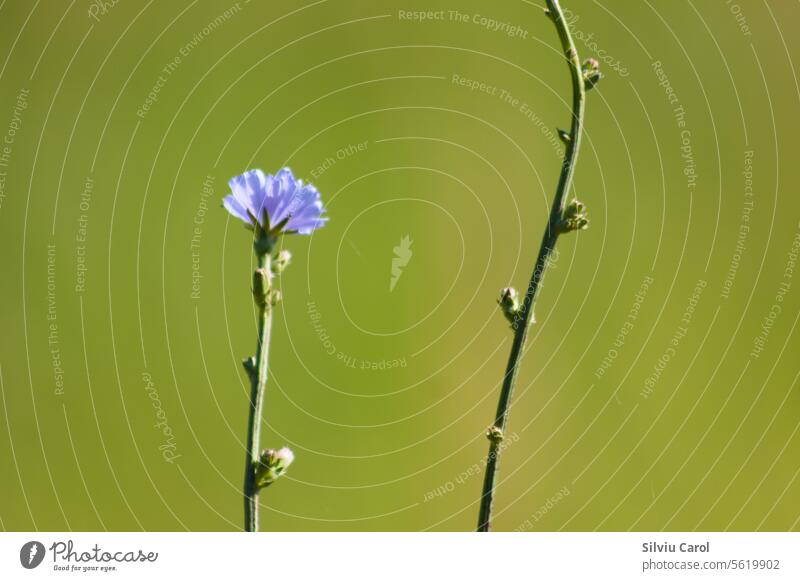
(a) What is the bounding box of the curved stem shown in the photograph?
[477,0,585,532]
[243,252,273,532]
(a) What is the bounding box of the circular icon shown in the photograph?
[19,541,45,569]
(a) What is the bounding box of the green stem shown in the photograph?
[477,0,586,532]
[243,252,273,532]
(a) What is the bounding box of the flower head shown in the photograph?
[223,168,327,253]
[254,446,295,489]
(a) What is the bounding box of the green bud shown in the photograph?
[581,58,598,74]
[271,250,292,275]
[242,356,257,381]
[558,198,590,233]
[269,288,282,306]
[254,447,295,489]
[581,58,603,91]
[252,268,271,308]
[498,287,520,326]
[486,426,504,444]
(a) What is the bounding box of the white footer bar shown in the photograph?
[1,532,797,580]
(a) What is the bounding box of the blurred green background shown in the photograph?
[0,0,798,531]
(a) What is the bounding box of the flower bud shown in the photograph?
[269,288,282,306]
[271,250,292,275]
[252,268,271,307]
[486,426,504,444]
[498,287,520,325]
[558,198,590,233]
[254,447,294,489]
[581,58,602,90]
[242,356,257,381]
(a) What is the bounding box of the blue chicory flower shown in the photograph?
[223,168,327,238]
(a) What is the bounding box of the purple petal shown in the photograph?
[222,195,251,224]
[268,168,300,227]
[292,217,328,235]
[228,170,269,226]
[260,173,283,227]
[286,202,324,231]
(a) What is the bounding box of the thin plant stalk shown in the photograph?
[477,0,586,532]
[224,168,325,531]
[243,252,273,532]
